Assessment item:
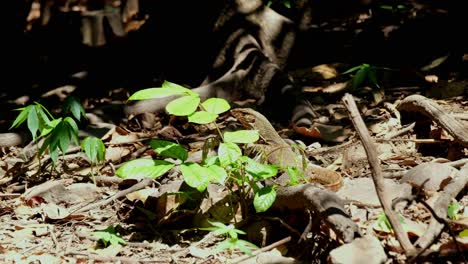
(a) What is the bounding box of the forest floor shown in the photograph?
[1,3,468,264]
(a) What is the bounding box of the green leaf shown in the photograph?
[205,164,227,184]
[162,81,197,95]
[166,95,200,116]
[63,96,86,121]
[352,66,369,89]
[49,147,59,164]
[81,137,106,164]
[200,221,245,238]
[448,202,461,220]
[150,139,188,161]
[116,159,174,179]
[285,166,302,185]
[57,123,71,154]
[40,118,61,137]
[10,105,32,129]
[203,156,219,166]
[253,186,276,213]
[224,130,259,144]
[27,106,39,139]
[460,229,468,237]
[180,162,210,192]
[93,226,126,247]
[218,142,242,167]
[128,81,195,100]
[64,117,79,145]
[342,65,363,75]
[282,0,291,8]
[188,111,218,124]
[243,157,278,179]
[201,98,230,114]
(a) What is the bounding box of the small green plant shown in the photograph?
[379,4,407,13]
[448,202,461,220]
[200,221,258,256]
[81,136,106,183]
[10,102,79,164]
[93,225,127,247]
[63,96,86,121]
[123,81,282,213]
[343,63,380,90]
[10,102,55,141]
[267,0,291,8]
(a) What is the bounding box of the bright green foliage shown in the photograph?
[460,229,468,237]
[253,186,276,213]
[150,139,188,161]
[224,130,259,144]
[11,102,82,165]
[128,81,195,100]
[63,96,86,121]
[201,221,246,239]
[188,111,218,124]
[81,137,106,165]
[215,238,259,256]
[116,159,174,179]
[343,63,380,89]
[11,102,54,140]
[200,221,258,256]
[93,226,126,247]
[267,0,291,8]
[39,117,79,163]
[180,162,211,192]
[218,142,242,167]
[166,95,200,116]
[285,166,302,185]
[205,164,228,184]
[448,202,461,220]
[242,156,278,179]
[201,98,230,114]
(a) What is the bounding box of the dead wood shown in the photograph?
[396,94,468,147]
[342,93,417,256]
[415,163,468,249]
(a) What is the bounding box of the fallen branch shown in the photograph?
[415,163,468,249]
[396,94,468,147]
[342,93,416,256]
[72,178,153,214]
[230,236,292,264]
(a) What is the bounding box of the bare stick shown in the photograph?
[342,93,416,256]
[230,236,292,264]
[71,178,153,214]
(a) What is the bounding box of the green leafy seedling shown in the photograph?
[200,221,258,256]
[81,136,106,183]
[267,0,291,8]
[448,202,461,220]
[10,102,54,140]
[63,96,86,121]
[343,63,380,90]
[39,117,79,164]
[93,225,126,247]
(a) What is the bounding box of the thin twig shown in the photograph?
[71,178,153,214]
[383,122,415,140]
[230,236,292,264]
[65,251,165,263]
[342,93,416,256]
